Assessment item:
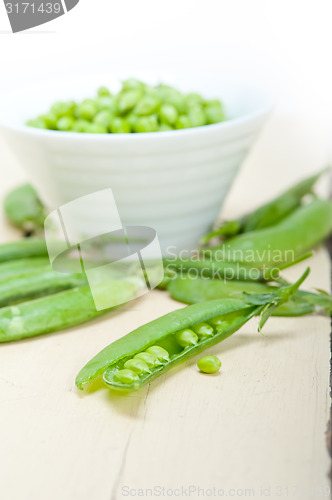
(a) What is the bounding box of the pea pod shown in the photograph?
[166,275,332,317]
[0,269,86,307]
[163,256,276,282]
[4,183,46,236]
[0,238,48,262]
[163,253,310,282]
[201,169,328,244]
[0,278,142,343]
[0,257,51,280]
[203,199,332,266]
[76,269,309,391]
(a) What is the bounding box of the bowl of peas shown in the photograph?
[0,75,273,253]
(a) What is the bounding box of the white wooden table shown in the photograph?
[0,112,331,500]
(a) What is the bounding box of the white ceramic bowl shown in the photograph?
[0,75,273,254]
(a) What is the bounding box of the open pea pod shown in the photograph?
[76,268,309,392]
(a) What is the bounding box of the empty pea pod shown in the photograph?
[75,269,309,392]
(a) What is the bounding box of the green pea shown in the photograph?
[96,96,114,112]
[72,119,91,133]
[124,358,150,375]
[208,315,225,332]
[157,86,186,113]
[77,99,99,121]
[175,115,192,129]
[38,113,57,130]
[87,123,108,134]
[93,110,114,129]
[204,99,223,108]
[117,90,142,115]
[114,369,139,384]
[188,105,206,127]
[134,352,159,368]
[186,93,203,108]
[126,114,138,130]
[26,118,47,129]
[134,96,160,116]
[146,346,170,363]
[122,78,145,91]
[159,123,173,132]
[50,101,76,119]
[175,329,198,348]
[159,104,178,125]
[133,115,158,133]
[110,117,131,134]
[192,322,214,339]
[56,116,74,131]
[97,86,111,97]
[205,101,225,124]
[197,356,221,374]
[209,315,224,326]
